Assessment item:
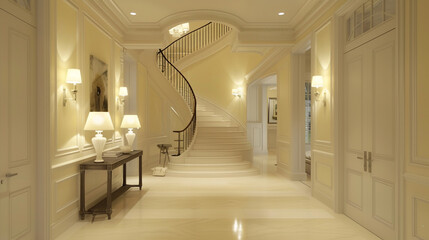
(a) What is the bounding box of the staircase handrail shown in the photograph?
[158,49,197,133]
[157,49,196,155]
[161,22,212,52]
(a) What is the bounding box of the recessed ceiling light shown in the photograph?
[130,12,137,16]
[278,12,285,16]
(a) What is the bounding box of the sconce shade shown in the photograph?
[119,87,128,97]
[84,112,114,131]
[121,115,141,129]
[311,75,324,88]
[66,69,82,84]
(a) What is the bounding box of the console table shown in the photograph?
[79,150,143,220]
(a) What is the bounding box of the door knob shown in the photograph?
[6,173,18,178]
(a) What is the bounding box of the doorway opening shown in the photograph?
[246,75,277,156]
[302,49,312,187]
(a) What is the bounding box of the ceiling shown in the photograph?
[111,0,311,25]
[89,0,336,48]
[94,0,331,29]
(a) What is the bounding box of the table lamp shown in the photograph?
[84,112,114,162]
[120,115,141,151]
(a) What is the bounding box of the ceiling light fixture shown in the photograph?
[169,23,190,38]
[130,12,137,16]
[278,12,285,16]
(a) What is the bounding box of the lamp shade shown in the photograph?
[66,69,82,84]
[84,112,114,131]
[119,87,128,97]
[121,115,141,129]
[311,75,324,88]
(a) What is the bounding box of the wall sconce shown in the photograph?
[232,88,243,98]
[118,87,128,105]
[63,69,82,106]
[311,75,326,105]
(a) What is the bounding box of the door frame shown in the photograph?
[290,36,312,182]
[36,0,52,239]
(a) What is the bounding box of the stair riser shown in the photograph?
[197,115,225,121]
[198,127,240,132]
[194,138,248,144]
[171,157,243,164]
[197,131,244,137]
[197,111,217,116]
[192,144,250,150]
[166,169,259,178]
[197,122,236,127]
[188,150,248,157]
[169,163,251,171]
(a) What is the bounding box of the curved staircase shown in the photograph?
[157,22,257,177]
[168,99,257,177]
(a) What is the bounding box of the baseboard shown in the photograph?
[277,161,290,177]
[51,209,79,239]
[312,188,334,210]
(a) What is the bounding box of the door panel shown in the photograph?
[344,44,366,223]
[0,9,36,240]
[372,40,396,159]
[367,30,396,239]
[346,55,364,152]
[343,30,397,240]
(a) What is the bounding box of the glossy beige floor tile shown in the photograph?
[56,153,380,240]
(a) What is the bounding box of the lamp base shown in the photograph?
[125,131,136,151]
[92,133,107,163]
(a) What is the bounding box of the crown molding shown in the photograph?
[294,0,344,40]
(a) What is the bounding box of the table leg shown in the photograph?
[79,169,85,220]
[123,163,127,186]
[107,170,112,220]
[139,155,142,190]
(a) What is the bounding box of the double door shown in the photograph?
[0,9,36,239]
[343,30,397,240]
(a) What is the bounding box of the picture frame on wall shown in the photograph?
[268,97,277,124]
[90,55,108,112]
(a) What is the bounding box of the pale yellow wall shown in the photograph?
[56,0,78,151]
[182,46,264,126]
[404,1,429,239]
[51,0,125,237]
[311,20,335,208]
[313,22,332,143]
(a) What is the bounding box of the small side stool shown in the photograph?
[157,144,172,167]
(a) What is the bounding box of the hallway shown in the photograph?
[57,154,380,240]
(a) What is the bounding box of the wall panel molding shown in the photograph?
[409,0,429,167]
[54,173,79,214]
[413,197,429,240]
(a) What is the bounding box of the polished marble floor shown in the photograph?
[57,153,380,240]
